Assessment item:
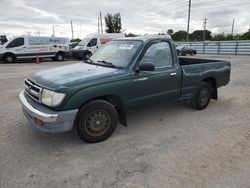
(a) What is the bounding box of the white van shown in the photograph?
[70,33,125,59]
[0,36,70,63]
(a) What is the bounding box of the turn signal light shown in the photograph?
[35,118,44,126]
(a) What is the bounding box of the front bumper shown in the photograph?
[69,49,88,59]
[19,91,78,133]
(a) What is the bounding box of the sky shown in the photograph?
[0,0,250,38]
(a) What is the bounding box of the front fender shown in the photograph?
[62,80,130,111]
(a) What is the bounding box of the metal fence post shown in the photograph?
[217,41,220,55]
[203,42,205,54]
[235,41,238,55]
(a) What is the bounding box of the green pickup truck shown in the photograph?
[19,37,231,143]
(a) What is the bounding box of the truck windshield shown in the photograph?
[78,38,90,46]
[90,40,142,68]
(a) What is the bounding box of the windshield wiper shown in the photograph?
[97,60,117,68]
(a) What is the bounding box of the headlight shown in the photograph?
[41,89,66,107]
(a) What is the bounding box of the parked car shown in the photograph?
[19,36,231,143]
[70,33,125,60]
[0,35,8,45]
[67,42,79,58]
[69,42,79,49]
[176,45,197,56]
[0,36,70,63]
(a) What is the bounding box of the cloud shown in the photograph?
[0,0,249,38]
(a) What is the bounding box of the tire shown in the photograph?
[84,52,92,60]
[75,100,118,143]
[54,52,64,61]
[4,54,15,63]
[192,82,212,110]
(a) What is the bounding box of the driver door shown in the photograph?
[87,38,98,53]
[129,40,182,111]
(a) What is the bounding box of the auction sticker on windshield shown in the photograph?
[119,44,134,49]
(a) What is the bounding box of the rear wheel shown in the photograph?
[4,54,15,63]
[192,82,212,110]
[54,52,64,61]
[75,100,118,143]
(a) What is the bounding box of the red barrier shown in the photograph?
[35,55,40,64]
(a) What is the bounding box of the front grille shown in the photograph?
[24,79,42,102]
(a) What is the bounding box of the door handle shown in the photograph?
[170,72,177,76]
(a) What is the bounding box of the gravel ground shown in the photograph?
[0,56,250,188]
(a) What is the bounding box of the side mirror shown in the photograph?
[137,63,155,72]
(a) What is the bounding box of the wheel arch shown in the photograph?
[55,51,65,56]
[3,52,16,59]
[202,77,217,99]
[76,95,127,127]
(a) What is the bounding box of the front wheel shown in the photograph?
[192,82,211,110]
[4,54,15,63]
[75,100,118,143]
[84,52,92,60]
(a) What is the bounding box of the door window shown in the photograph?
[87,38,97,47]
[6,38,24,48]
[140,42,173,68]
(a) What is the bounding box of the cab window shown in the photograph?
[6,38,24,48]
[87,38,97,47]
[140,41,173,68]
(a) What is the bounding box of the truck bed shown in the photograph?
[178,57,231,101]
[179,57,226,66]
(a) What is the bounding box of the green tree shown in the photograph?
[190,30,212,41]
[125,33,138,37]
[172,30,187,41]
[105,13,122,33]
[167,29,174,35]
[239,29,250,40]
[212,33,226,41]
[70,38,81,43]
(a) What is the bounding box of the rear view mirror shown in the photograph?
[137,63,155,72]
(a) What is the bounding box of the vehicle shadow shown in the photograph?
[25,101,193,148]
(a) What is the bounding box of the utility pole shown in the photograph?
[71,20,74,39]
[98,17,100,34]
[186,0,191,41]
[52,26,55,37]
[203,18,207,41]
[231,18,235,36]
[100,11,103,34]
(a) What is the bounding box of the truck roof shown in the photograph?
[115,34,172,42]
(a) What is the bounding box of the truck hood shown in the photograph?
[29,63,128,90]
